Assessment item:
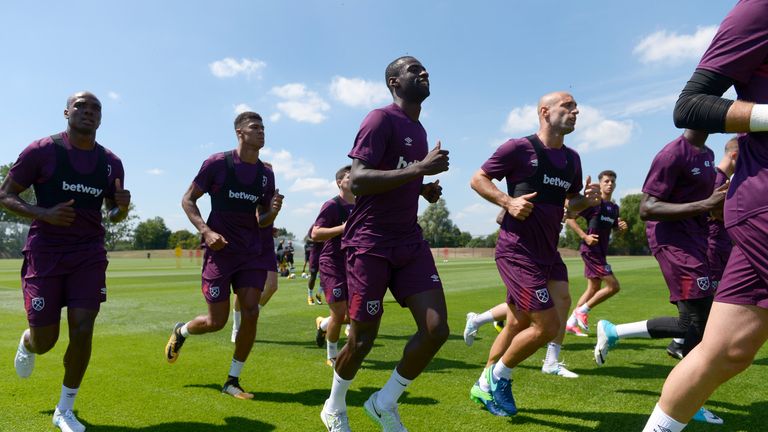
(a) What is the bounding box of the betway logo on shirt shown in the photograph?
[542,174,571,190]
[228,190,259,203]
[396,156,420,169]
[600,215,615,224]
[61,181,103,197]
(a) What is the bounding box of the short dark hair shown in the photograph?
[234,111,262,129]
[385,56,418,92]
[598,170,617,180]
[336,165,351,181]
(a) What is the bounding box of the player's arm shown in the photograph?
[103,178,131,223]
[420,179,442,203]
[181,183,227,250]
[311,224,344,242]
[257,188,283,227]
[0,175,75,226]
[470,169,536,221]
[639,184,728,222]
[566,217,598,246]
[565,175,600,213]
[350,141,449,196]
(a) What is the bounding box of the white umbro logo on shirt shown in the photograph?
[404,137,413,146]
[691,167,701,176]
[531,159,539,167]
[431,274,440,282]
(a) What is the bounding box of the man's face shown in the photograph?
[599,175,616,196]
[546,94,579,135]
[65,94,102,134]
[338,171,351,193]
[394,59,430,102]
[237,119,265,149]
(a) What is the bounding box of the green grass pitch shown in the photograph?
[1,255,766,431]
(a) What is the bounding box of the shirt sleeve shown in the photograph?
[348,109,391,167]
[192,156,221,194]
[568,150,584,195]
[314,200,339,229]
[480,139,531,181]
[104,151,124,200]
[259,167,276,208]
[642,151,680,200]
[7,139,53,189]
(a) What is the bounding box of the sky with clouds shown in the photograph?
[0,1,738,238]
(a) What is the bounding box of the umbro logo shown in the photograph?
[431,274,440,282]
[100,287,107,295]
[691,167,701,176]
[404,137,413,146]
[531,159,539,167]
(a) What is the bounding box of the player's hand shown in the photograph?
[202,229,228,251]
[617,218,628,232]
[418,141,450,176]
[39,199,76,226]
[271,189,284,213]
[710,208,724,222]
[583,175,601,207]
[421,179,442,203]
[706,181,729,211]
[505,192,537,221]
[584,233,599,246]
[113,178,131,211]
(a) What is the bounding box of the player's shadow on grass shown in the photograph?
[574,362,674,379]
[41,414,275,432]
[360,356,477,373]
[374,333,464,342]
[513,408,647,432]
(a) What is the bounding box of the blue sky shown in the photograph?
[0,1,737,238]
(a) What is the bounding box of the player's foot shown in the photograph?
[594,320,618,366]
[692,407,724,425]
[666,340,684,360]
[315,316,327,348]
[463,312,479,347]
[565,324,588,337]
[541,362,579,378]
[308,295,315,305]
[493,320,505,333]
[165,322,186,363]
[53,407,85,432]
[320,400,351,432]
[574,310,590,331]
[486,364,517,416]
[222,377,254,400]
[315,293,323,305]
[326,358,336,367]
[14,329,34,378]
[469,381,509,416]
[364,391,408,432]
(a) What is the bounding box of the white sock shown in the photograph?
[180,323,191,338]
[673,338,685,344]
[327,341,338,360]
[308,288,314,296]
[616,321,650,338]
[327,371,352,412]
[642,403,687,432]
[320,317,330,331]
[577,304,591,314]
[566,314,578,327]
[377,368,412,408]
[543,342,561,368]
[492,361,513,381]
[232,310,241,331]
[57,385,78,412]
[478,367,491,392]
[473,310,495,327]
[19,330,30,354]
[229,358,245,378]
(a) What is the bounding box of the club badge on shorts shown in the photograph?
[696,277,710,291]
[333,288,342,298]
[366,300,380,315]
[209,286,220,298]
[535,288,550,303]
[31,297,45,311]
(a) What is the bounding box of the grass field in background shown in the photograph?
[1,255,765,431]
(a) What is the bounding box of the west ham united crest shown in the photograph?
[366,300,380,315]
[535,288,550,303]
[31,297,45,311]
[696,277,710,291]
[209,286,220,298]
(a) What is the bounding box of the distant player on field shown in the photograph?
[3,91,130,432]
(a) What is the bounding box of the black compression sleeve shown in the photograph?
[673,68,736,132]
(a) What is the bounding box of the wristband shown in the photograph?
[749,104,768,132]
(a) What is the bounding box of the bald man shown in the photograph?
[2,92,130,432]
[468,92,600,416]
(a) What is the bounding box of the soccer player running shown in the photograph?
[642,2,768,430]
[3,91,130,432]
[708,137,738,293]
[468,91,599,416]
[564,170,627,337]
[165,111,283,400]
[311,165,355,366]
[319,56,449,432]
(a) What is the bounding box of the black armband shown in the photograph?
[673,68,736,132]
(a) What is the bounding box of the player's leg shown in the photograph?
[307,269,318,305]
[542,279,578,378]
[223,283,262,400]
[586,274,620,309]
[260,270,278,307]
[326,301,347,365]
[566,277,599,336]
[464,302,507,346]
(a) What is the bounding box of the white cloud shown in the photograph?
[499,104,634,153]
[234,103,253,114]
[107,91,120,101]
[288,177,339,197]
[502,105,539,135]
[269,112,282,122]
[146,168,164,175]
[634,26,717,64]
[199,142,215,150]
[619,94,678,117]
[291,201,324,216]
[260,148,316,180]
[209,57,266,79]
[270,83,330,124]
[455,202,500,221]
[329,76,390,108]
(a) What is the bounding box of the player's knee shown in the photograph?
[606,281,620,294]
[207,316,228,331]
[30,334,58,354]
[241,305,260,321]
[721,346,757,375]
[538,318,560,342]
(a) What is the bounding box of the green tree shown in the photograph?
[466,229,499,248]
[102,203,139,251]
[275,227,295,240]
[418,198,467,247]
[609,193,649,255]
[559,217,587,250]
[133,217,172,250]
[168,229,200,249]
